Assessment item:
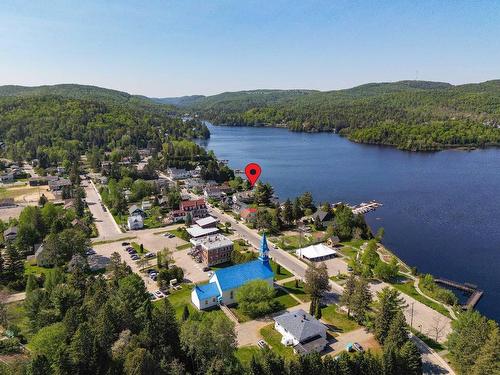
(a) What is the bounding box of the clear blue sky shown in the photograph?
[1,0,499,96]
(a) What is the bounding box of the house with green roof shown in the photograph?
[191,233,274,310]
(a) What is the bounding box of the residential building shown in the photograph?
[191,234,274,310]
[310,209,334,224]
[0,198,15,207]
[326,236,341,247]
[0,172,14,183]
[167,167,190,180]
[295,243,337,261]
[191,234,233,266]
[179,199,208,218]
[128,215,144,230]
[141,200,152,210]
[129,205,146,218]
[274,309,328,355]
[233,191,254,204]
[240,207,257,222]
[48,178,72,191]
[203,185,232,200]
[3,227,18,241]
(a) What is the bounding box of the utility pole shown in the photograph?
[410,301,414,329]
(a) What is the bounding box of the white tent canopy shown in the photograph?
[295,244,337,261]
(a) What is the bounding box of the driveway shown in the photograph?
[326,327,378,355]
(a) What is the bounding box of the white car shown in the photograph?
[154,290,164,298]
[257,340,268,349]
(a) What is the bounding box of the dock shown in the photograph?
[349,200,383,215]
[435,278,484,310]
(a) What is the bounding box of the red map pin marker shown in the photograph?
[245,163,262,187]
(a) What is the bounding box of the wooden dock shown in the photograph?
[435,278,484,310]
[349,200,383,215]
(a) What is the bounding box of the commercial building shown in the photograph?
[191,234,233,266]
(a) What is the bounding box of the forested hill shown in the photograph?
[185,80,500,151]
[0,93,209,165]
[0,84,174,110]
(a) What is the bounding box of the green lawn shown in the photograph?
[270,260,292,280]
[154,284,194,318]
[168,228,190,241]
[277,234,318,250]
[235,346,262,366]
[6,302,33,341]
[338,246,358,260]
[282,280,311,302]
[321,304,360,333]
[24,261,50,277]
[260,324,295,360]
[340,239,365,248]
[274,288,299,309]
[392,281,451,318]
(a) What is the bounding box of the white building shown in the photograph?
[186,225,219,238]
[128,215,144,230]
[295,243,337,261]
[167,167,190,180]
[274,309,328,355]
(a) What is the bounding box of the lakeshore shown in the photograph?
[202,122,500,322]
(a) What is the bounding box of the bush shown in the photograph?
[0,338,21,354]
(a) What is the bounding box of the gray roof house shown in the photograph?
[128,205,145,217]
[3,226,18,241]
[273,309,328,355]
[311,209,334,223]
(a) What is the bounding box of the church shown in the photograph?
[191,234,275,310]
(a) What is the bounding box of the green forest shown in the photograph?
[180,80,500,151]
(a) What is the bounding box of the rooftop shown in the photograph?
[195,216,218,227]
[295,244,336,259]
[194,282,220,299]
[186,225,219,238]
[274,309,326,342]
[193,234,232,250]
[213,259,273,291]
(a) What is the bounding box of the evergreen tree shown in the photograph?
[38,194,48,207]
[350,277,372,323]
[292,197,303,221]
[73,187,86,218]
[69,322,95,374]
[182,304,190,321]
[25,273,39,294]
[282,199,293,226]
[400,340,423,375]
[27,354,53,375]
[340,273,356,317]
[374,287,406,344]
[124,348,157,375]
[384,310,409,352]
[471,325,500,375]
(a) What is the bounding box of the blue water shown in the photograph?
[202,123,500,322]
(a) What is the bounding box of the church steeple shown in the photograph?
[258,233,270,264]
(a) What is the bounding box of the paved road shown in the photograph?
[209,206,453,371]
[83,180,122,239]
[412,335,455,374]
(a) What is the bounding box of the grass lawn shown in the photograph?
[0,185,41,200]
[230,306,252,323]
[6,302,33,342]
[154,284,195,319]
[338,246,358,260]
[274,288,299,309]
[175,243,192,251]
[282,280,311,302]
[24,261,50,277]
[277,234,317,250]
[410,328,445,351]
[260,324,295,360]
[340,239,365,249]
[321,304,360,333]
[168,228,190,241]
[143,216,165,229]
[270,260,292,280]
[235,346,262,366]
[392,281,451,318]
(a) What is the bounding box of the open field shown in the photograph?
[260,324,296,360]
[321,305,360,333]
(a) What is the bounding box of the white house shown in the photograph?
[167,167,190,180]
[274,309,328,355]
[128,215,144,230]
[191,234,274,310]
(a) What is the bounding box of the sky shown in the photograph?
[0,0,499,97]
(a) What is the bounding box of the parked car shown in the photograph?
[126,246,134,252]
[85,249,96,256]
[150,274,157,281]
[202,266,210,272]
[122,242,130,246]
[148,292,156,300]
[154,290,164,298]
[147,269,158,274]
[144,252,154,259]
[257,340,268,349]
[131,255,140,261]
[347,266,353,272]
[353,343,364,353]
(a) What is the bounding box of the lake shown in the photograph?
[201,122,500,322]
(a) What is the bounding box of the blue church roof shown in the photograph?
[214,259,274,291]
[194,282,220,299]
